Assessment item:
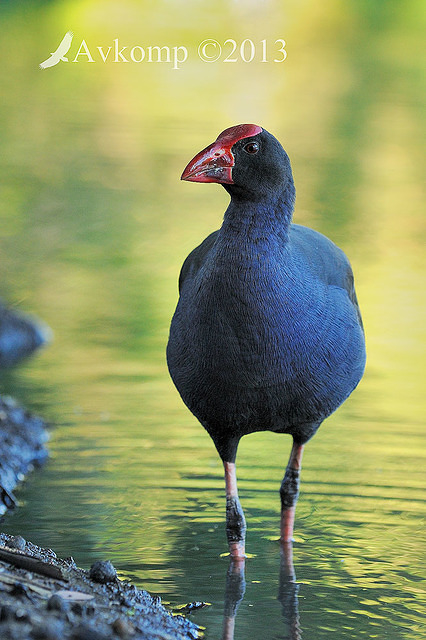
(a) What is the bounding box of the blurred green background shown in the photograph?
[0,1,424,638]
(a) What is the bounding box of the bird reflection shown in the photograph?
[221,558,246,640]
[221,542,301,640]
[278,542,302,640]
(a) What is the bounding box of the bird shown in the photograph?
[39,31,74,69]
[167,124,366,559]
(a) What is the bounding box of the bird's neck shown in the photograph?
[220,180,295,247]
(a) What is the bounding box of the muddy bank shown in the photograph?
[0,397,49,515]
[0,532,200,640]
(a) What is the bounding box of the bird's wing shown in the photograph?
[39,55,58,69]
[54,31,74,57]
[342,265,364,330]
[290,224,364,330]
[178,230,219,292]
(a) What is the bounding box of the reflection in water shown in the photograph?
[222,543,301,640]
[278,544,301,640]
[222,559,246,640]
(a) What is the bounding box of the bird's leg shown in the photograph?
[223,461,246,559]
[280,441,304,543]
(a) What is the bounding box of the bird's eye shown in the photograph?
[243,141,259,155]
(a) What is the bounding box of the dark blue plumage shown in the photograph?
[167,125,366,555]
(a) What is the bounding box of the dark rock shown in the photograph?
[70,602,83,616]
[0,300,51,369]
[6,535,26,551]
[14,607,31,623]
[89,560,117,584]
[112,617,135,637]
[11,583,33,600]
[119,596,132,607]
[47,595,68,613]
[0,486,17,509]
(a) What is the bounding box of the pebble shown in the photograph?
[71,602,83,616]
[112,617,135,637]
[14,606,31,623]
[6,535,26,550]
[89,560,117,584]
[11,583,32,599]
[47,594,68,613]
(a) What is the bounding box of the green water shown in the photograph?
[0,2,425,638]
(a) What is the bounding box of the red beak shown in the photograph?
[181,140,235,184]
[181,124,263,184]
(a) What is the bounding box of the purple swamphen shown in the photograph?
[167,124,366,558]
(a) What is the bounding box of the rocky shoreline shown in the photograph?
[0,308,202,639]
[0,532,201,640]
[0,400,201,639]
[0,396,49,516]
[0,399,202,639]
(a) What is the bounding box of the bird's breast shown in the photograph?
[170,252,336,389]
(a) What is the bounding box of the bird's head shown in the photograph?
[181,124,294,203]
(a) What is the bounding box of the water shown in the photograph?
[0,2,425,638]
